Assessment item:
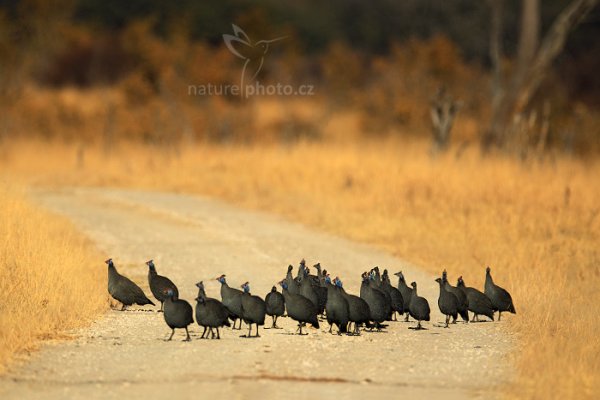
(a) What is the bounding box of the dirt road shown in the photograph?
[0,188,514,399]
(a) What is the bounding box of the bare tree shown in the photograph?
[483,0,598,151]
[430,86,460,153]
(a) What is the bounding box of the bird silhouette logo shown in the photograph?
[223,24,285,91]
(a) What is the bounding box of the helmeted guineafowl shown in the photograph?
[298,268,320,310]
[163,289,194,341]
[239,282,267,338]
[484,267,516,321]
[285,265,300,295]
[279,280,319,335]
[382,269,405,321]
[265,286,285,329]
[335,278,373,335]
[435,277,458,328]
[195,281,230,339]
[360,272,390,330]
[146,260,178,312]
[325,277,350,334]
[105,258,154,311]
[442,269,469,322]
[216,274,244,330]
[408,282,430,330]
[394,271,413,321]
[457,276,495,322]
[310,263,328,316]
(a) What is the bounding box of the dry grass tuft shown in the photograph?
[1,139,599,398]
[0,183,106,372]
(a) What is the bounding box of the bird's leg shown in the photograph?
[247,323,252,338]
[328,323,333,334]
[452,315,457,324]
[158,302,164,313]
[445,315,449,328]
[392,312,397,321]
[255,324,260,338]
[216,328,221,339]
[167,329,175,341]
[416,321,422,330]
[498,312,502,321]
[471,314,477,322]
[404,313,409,322]
[121,304,127,311]
[184,327,191,342]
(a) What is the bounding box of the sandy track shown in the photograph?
[0,188,514,399]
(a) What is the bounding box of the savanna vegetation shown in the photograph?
[0,0,598,398]
[0,183,106,372]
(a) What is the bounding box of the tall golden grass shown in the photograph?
[0,183,106,372]
[1,139,599,398]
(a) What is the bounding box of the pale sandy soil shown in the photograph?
[0,188,514,399]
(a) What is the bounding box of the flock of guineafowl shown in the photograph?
[105,258,516,341]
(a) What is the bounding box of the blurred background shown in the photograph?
[0,0,598,154]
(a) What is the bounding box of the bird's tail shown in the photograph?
[509,303,516,313]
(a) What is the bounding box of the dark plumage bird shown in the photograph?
[195,281,230,339]
[313,263,326,285]
[382,269,404,320]
[284,265,300,295]
[239,282,267,338]
[298,268,320,310]
[360,272,390,329]
[408,282,430,330]
[435,278,458,328]
[311,263,328,316]
[279,280,319,335]
[484,267,516,321]
[457,276,495,322]
[105,258,154,311]
[442,269,469,322]
[216,274,244,330]
[146,260,178,312]
[163,289,194,341]
[264,286,285,329]
[394,271,413,322]
[325,277,350,334]
[335,278,373,335]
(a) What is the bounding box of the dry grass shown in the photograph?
[1,139,599,398]
[0,182,106,372]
